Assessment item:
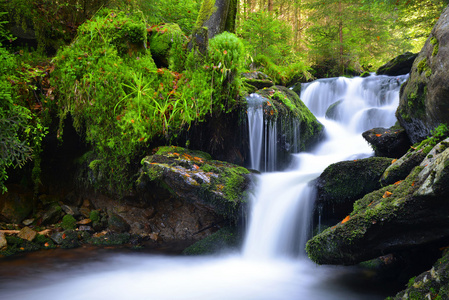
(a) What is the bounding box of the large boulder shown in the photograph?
[396,6,449,144]
[137,146,251,236]
[306,138,449,265]
[315,157,393,221]
[376,51,418,76]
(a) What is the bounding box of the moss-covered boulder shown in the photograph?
[138,146,251,220]
[362,125,411,158]
[316,157,393,221]
[388,250,449,300]
[396,6,449,144]
[376,51,418,76]
[306,138,449,265]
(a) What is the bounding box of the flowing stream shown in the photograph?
[0,74,408,300]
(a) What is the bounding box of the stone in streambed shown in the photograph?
[0,232,7,250]
[17,227,37,242]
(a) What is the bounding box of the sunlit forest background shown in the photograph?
[1,0,447,193]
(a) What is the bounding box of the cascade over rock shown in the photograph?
[315,157,393,222]
[306,138,449,265]
[397,5,449,143]
[247,85,324,171]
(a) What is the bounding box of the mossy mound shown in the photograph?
[138,146,251,221]
[148,23,187,69]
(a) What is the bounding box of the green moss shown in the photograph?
[61,214,77,230]
[90,210,100,222]
[431,37,439,56]
[417,58,428,74]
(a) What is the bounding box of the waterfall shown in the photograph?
[1,74,408,300]
[243,74,409,259]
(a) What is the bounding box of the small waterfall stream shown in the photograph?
[0,74,408,300]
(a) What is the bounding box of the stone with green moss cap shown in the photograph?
[306,139,449,265]
[138,146,251,221]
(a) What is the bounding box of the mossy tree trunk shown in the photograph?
[189,0,238,52]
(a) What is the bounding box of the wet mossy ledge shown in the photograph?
[138,146,252,222]
[306,136,449,266]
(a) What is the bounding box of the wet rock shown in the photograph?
[61,204,80,217]
[0,185,34,223]
[50,232,64,245]
[41,203,64,225]
[79,207,91,218]
[78,225,92,232]
[376,51,417,76]
[0,232,7,249]
[379,137,447,186]
[22,219,34,226]
[108,212,130,233]
[389,250,449,300]
[362,126,411,158]
[17,227,37,242]
[396,6,449,143]
[306,139,449,265]
[316,157,393,221]
[324,100,343,121]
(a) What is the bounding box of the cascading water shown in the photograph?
[1,74,408,300]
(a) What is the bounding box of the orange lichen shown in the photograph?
[382,191,393,198]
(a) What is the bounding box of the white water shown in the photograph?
[1,74,408,300]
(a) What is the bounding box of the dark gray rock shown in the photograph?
[376,51,418,76]
[362,126,411,158]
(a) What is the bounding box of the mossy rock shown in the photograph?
[362,125,411,158]
[388,250,449,300]
[396,7,449,144]
[316,157,393,221]
[376,51,417,76]
[307,142,449,265]
[138,146,251,222]
[182,227,240,255]
[0,234,56,257]
[61,214,77,230]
